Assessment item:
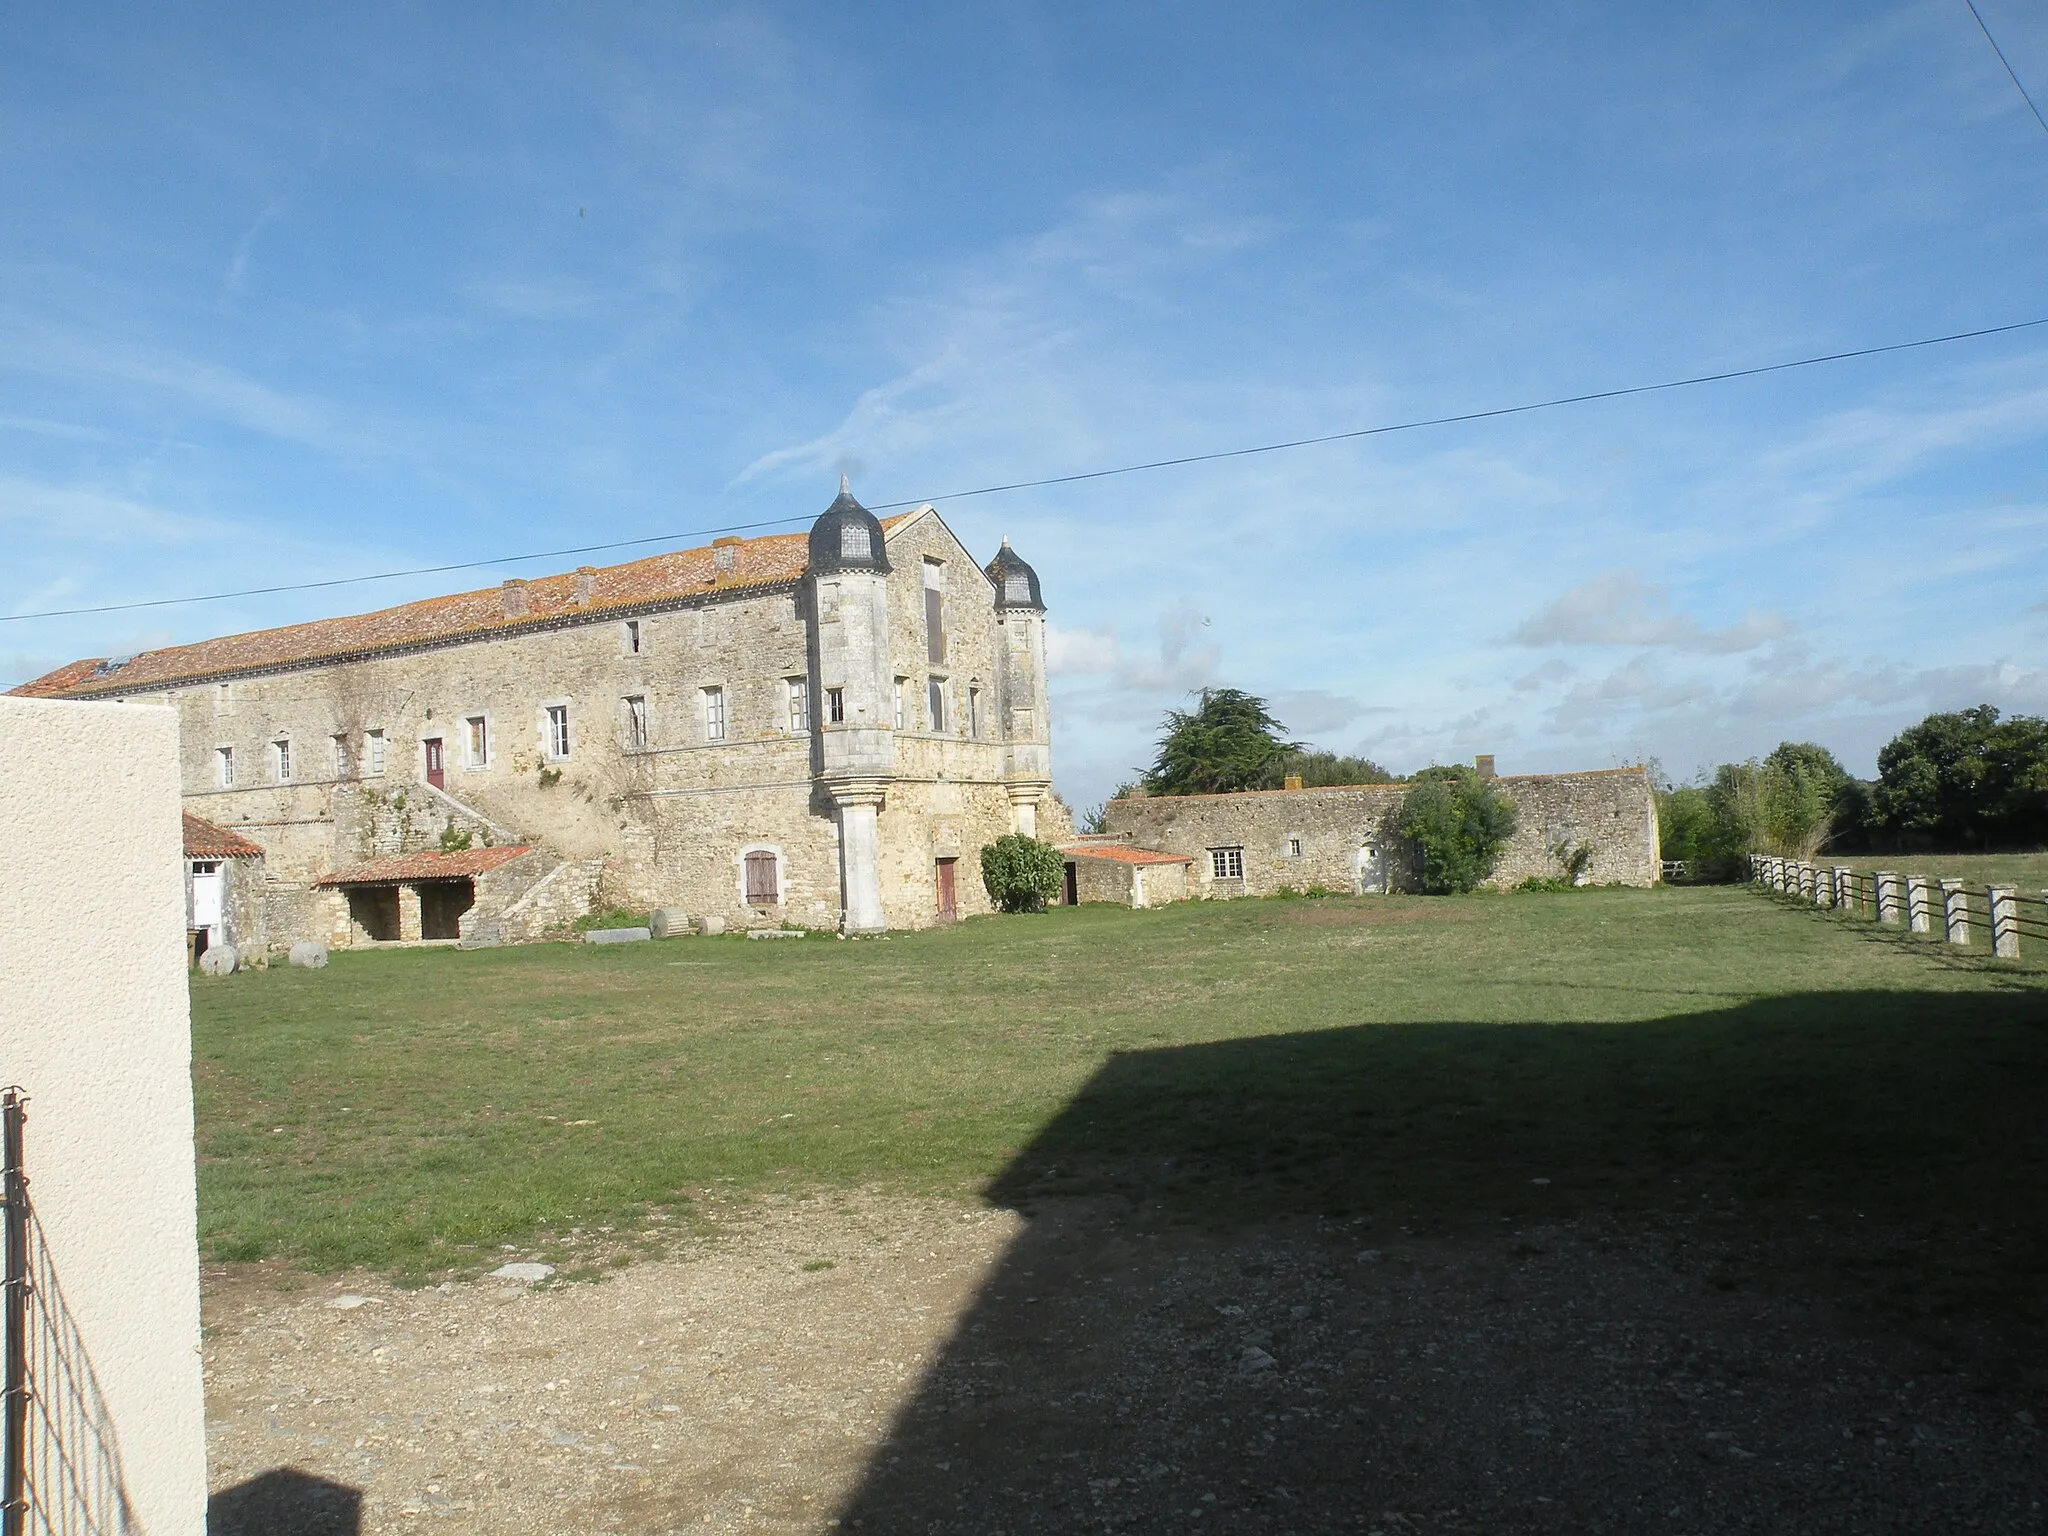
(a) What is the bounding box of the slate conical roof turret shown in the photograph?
[806,475,893,576]
[984,538,1045,611]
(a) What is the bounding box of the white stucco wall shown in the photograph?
[0,697,208,1531]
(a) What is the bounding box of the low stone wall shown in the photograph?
[1101,768,1659,897]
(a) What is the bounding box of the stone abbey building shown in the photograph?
[14,485,1064,948]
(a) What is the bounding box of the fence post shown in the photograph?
[1815,865,1834,907]
[1990,886,2019,959]
[1832,867,1853,912]
[3,1087,25,1536]
[1906,877,1932,935]
[1941,879,1968,946]
[1876,871,1902,925]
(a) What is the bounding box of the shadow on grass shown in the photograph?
[836,989,2048,1533]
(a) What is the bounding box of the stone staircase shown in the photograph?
[459,854,604,948]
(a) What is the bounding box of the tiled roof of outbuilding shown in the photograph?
[1059,844,1193,866]
[8,515,917,700]
[314,846,534,887]
[183,812,265,859]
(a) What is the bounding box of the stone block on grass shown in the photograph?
[583,927,651,944]
[650,908,689,939]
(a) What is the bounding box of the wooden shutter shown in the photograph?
[744,851,778,905]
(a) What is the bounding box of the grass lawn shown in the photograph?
[1830,850,2048,889]
[192,885,2048,1298]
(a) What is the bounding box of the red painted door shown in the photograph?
[936,858,957,922]
[424,737,445,789]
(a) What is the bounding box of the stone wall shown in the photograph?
[1101,768,1659,896]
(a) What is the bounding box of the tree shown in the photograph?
[1393,765,1517,893]
[979,835,1065,913]
[1142,688,1299,796]
[1259,750,1397,788]
[1875,706,2048,848]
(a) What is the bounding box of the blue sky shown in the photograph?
[3,2,2045,811]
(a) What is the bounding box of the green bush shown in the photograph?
[571,907,647,933]
[1394,766,1517,894]
[980,835,1065,913]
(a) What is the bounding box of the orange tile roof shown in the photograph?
[314,845,534,886]
[1059,843,1193,866]
[183,812,264,859]
[10,515,918,700]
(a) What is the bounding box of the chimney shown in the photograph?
[1474,754,1496,779]
[501,578,530,618]
[713,537,740,580]
[573,566,597,606]
[1283,774,1304,791]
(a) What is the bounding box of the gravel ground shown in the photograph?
[206,1194,2048,1534]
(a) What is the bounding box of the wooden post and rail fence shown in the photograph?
[1747,854,2045,959]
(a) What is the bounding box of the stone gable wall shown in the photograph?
[1101,768,1659,896]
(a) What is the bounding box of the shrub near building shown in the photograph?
[1394,766,1518,894]
[981,834,1065,913]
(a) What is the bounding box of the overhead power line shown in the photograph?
[1963,0,2048,139]
[5,315,2047,626]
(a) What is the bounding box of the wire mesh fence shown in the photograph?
[1747,855,2044,958]
[2,1089,139,1536]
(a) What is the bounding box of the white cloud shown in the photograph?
[1510,570,1793,653]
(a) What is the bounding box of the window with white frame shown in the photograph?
[826,687,845,724]
[271,738,292,782]
[923,559,946,664]
[1209,846,1244,880]
[702,686,725,742]
[786,678,810,733]
[333,734,351,777]
[625,695,648,750]
[217,746,235,788]
[893,677,908,730]
[927,676,947,732]
[545,704,571,760]
[366,729,386,776]
[465,715,489,768]
[1285,837,1302,857]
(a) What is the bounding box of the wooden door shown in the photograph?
[744,851,779,906]
[424,737,445,789]
[935,858,957,922]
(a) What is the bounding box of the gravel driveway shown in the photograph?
[205,1194,2048,1534]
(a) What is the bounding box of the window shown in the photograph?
[625,695,648,751]
[893,677,908,730]
[1285,837,1302,857]
[465,715,489,768]
[923,560,946,663]
[332,734,351,777]
[744,850,779,906]
[826,687,845,725]
[623,619,642,655]
[839,522,870,561]
[702,686,726,741]
[545,705,570,760]
[968,686,981,737]
[787,678,810,733]
[1005,572,1033,604]
[272,738,292,782]
[366,729,387,776]
[1210,847,1244,880]
[217,746,235,788]
[927,677,947,732]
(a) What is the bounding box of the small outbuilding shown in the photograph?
[1058,839,1194,909]
[314,844,536,945]
[183,811,266,965]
